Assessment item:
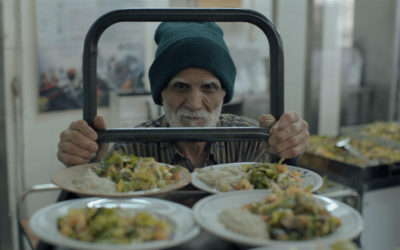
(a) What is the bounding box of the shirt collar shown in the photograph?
[159,115,226,166]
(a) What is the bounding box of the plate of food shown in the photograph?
[52,150,191,198]
[193,187,363,249]
[29,197,200,250]
[191,162,323,193]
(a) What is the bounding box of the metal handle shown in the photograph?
[83,8,284,142]
[344,144,379,166]
[98,127,270,143]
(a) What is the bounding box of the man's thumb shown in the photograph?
[93,115,106,130]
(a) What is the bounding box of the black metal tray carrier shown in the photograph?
[83,8,284,143]
[36,8,289,250]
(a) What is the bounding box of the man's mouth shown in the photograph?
[181,116,204,121]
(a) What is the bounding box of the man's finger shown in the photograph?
[57,150,90,167]
[65,129,99,152]
[259,114,276,128]
[70,120,98,141]
[269,130,309,155]
[275,140,309,159]
[268,120,307,146]
[58,141,97,159]
[271,112,300,133]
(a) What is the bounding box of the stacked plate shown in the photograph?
[29,162,363,250]
[191,162,323,193]
[192,190,363,250]
[30,197,200,250]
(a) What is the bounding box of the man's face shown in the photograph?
[161,68,226,127]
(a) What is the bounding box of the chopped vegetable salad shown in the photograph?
[58,207,172,244]
[93,150,181,192]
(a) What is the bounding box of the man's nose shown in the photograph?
[185,90,203,111]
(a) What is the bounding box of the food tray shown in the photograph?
[299,152,400,193]
[341,123,400,150]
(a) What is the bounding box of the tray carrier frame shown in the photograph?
[81,8,285,143]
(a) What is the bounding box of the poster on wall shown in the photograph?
[36,0,146,112]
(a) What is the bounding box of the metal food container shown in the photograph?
[341,122,400,149]
[299,134,400,212]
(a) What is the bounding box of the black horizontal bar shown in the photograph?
[83,8,284,129]
[98,127,270,143]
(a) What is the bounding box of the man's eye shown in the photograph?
[202,83,218,91]
[172,82,189,90]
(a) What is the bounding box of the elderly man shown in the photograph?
[57,22,309,170]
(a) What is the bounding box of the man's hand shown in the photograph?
[57,115,109,166]
[259,111,309,159]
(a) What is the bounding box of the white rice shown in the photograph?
[195,166,249,191]
[73,169,117,193]
[218,208,269,239]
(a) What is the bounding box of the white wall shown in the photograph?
[318,1,344,135]
[276,0,307,117]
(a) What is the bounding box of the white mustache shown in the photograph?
[177,108,211,119]
[163,102,222,127]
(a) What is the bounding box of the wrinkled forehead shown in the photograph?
[167,68,222,87]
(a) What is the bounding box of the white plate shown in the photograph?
[191,162,323,193]
[193,189,363,249]
[29,197,200,250]
[52,163,191,198]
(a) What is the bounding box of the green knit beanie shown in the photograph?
[148,22,236,105]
